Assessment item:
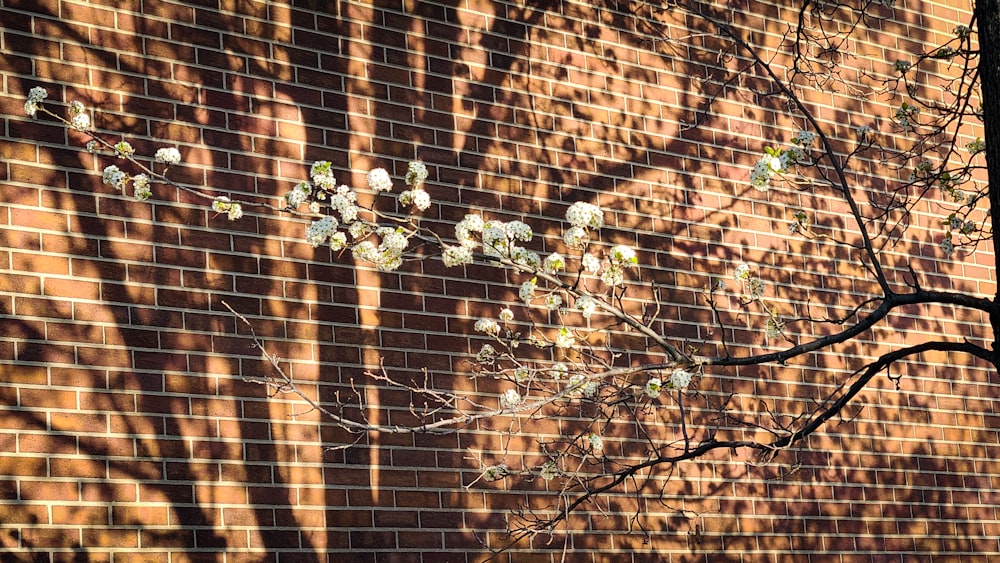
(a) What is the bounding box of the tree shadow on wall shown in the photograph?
[0,1,335,559]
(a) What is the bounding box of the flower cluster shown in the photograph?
[68,100,90,131]
[367,168,393,192]
[668,368,693,390]
[601,244,638,286]
[399,161,431,211]
[481,463,508,481]
[499,388,522,409]
[474,317,501,336]
[644,377,662,398]
[564,201,603,250]
[894,103,920,131]
[154,147,182,166]
[23,86,47,118]
[539,461,559,481]
[585,432,603,452]
[211,197,244,221]
[749,132,814,191]
[132,174,152,201]
[353,227,410,271]
[733,263,765,301]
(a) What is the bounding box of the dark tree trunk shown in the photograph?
[975,0,1000,352]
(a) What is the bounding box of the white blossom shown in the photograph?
[154,147,182,165]
[102,165,127,190]
[554,327,574,349]
[70,111,91,131]
[455,214,484,247]
[405,161,428,186]
[793,130,816,148]
[518,278,536,304]
[581,253,601,274]
[543,252,565,273]
[475,318,501,336]
[211,197,243,221]
[733,263,751,280]
[24,86,47,117]
[132,174,152,201]
[400,188,431,211]
[476,344,497,363]
[328,232,348,251]
[669,368,693,390]
[549,363,568,380]
[586,433,603,452]
[499,388,522,409]
[574,295,597,319]
[442,245,474,267]
[348,221,372,241]
[306,216,339,247]
[563,226,590,250]
[601,264,625,286]
[539,461,558,481]
[367,167,393,192]
[310,161,336,191]
[608,244,637,265]
[645,377,662,399]
[505,221,532,242]
[482,463,508,481]
[113,141,135,159]
[566,201,603,230]
[284,181,312,209]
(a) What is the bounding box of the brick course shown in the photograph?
[0,0,997,560]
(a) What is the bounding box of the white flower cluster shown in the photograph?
[554,327,574,349]
[601,244,638,286]
[481,463,508,481]
[305,216,339,247]
[399,161,431,211]
[574,295,597,319]
[539,460,559,481]
[499,388,522,409]
[733,263,765,300]
[367,168,393,192]
[310,161,336,191]
[68,100,90,131]
[114,141,135,159]
[749,130,817,190]
[750,153,783,190]
[644,377,662,398]
[585,432,603,452]
[564,201,603,250]
[132,174,152,201]
[23,86,47,118]
[474,317,501,336]
[567,374,596,398]
[154,147,182,166]
[102,165,127,190]
[518,278,536,304]
[669,368,693,390]
[352,226,409,271]
[212,197,243,221]
[476,344,497,364]
[285,182,311,209]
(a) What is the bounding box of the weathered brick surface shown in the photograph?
[0,0,996,560]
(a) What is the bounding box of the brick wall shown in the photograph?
[1,0,998,561]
